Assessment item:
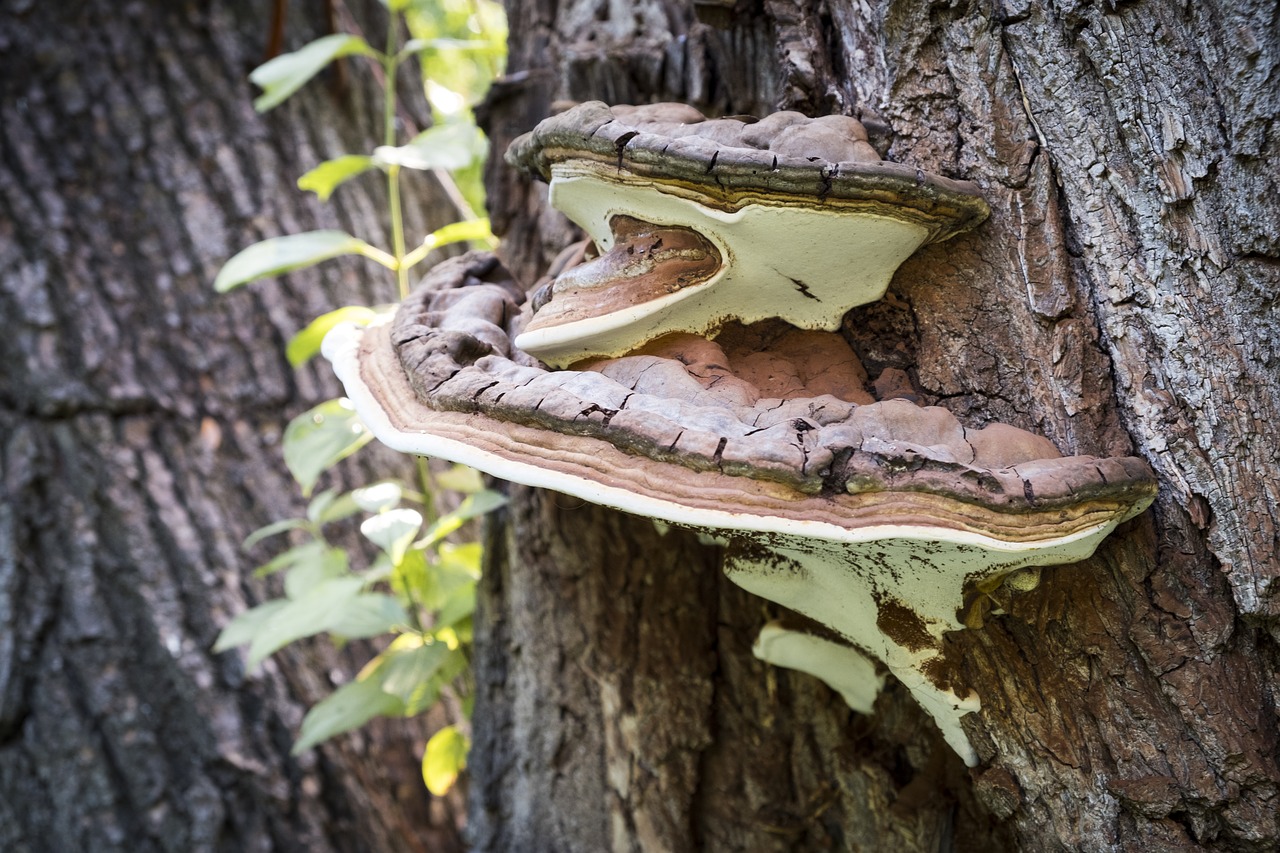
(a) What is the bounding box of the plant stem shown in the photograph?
[383,12,410,300]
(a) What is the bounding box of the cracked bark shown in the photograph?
[1,1,464,850]
[471,0,1280,851]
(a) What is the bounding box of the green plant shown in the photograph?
[212,0,507,796]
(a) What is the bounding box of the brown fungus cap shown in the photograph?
[506,101,990,243]
[340,252,1159,543]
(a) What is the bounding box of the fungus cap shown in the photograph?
[506,102,991,366]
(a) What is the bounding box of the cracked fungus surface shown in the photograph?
[506,101,989,241]
[389,252,1155,512]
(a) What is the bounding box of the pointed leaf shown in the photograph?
[214,599,290,653]
[283,547,349,599]
[242,518,307,551]
[372,122,486,171]
[420,490,507,548]
[297,155,375,201]
[436,582,476,629]
[254,540,329,578]
[422,218,494,250]
[283,399,373,496]
[247,577,364,667]
[293,678,404,754]
[379,637,451,702]
[328,593,409,639]
[422,726,469,795]
[250,34,377,112]
[215,231,374,292]
[361,508,423,564]
[314,492,363,525]
[287,305,378,366]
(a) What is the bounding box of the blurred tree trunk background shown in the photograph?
[0,1,466,850]
[473,0,1280,850]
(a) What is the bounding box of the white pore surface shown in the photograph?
[512,163,930,366]
[325,321,1121,767]
[753,622,886,714]
[723,526,1120,766]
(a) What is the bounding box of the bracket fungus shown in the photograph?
[324,103,1158,766]
[505,101,989,367]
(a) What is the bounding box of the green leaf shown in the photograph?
[433,465,484,493]
[352,481,404,513]
[380,0,413,11]
[420,490,507,548]
[283,399,374,496]
[424,218,494,250]
[379,637,451,703]
[361,508,423,564]
[372,122,486,172]
[422,725,469,796]
[242,518,307,551]
[314,492,363,525]
[436,581,476,629]
[297,155,376,201]
[247,576,365,667]
[287,305,379,367]
[250,34,377,112]
[214,599,290,653]
[328,593,409,639]
[293,678,404,754]
[283,547,349,600]
[254,540,330,577]
[214,231,378,292]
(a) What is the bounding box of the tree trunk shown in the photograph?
[0,1,465,850]
[473,0,1279,850]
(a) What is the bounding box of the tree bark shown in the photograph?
[474,0,1279,850]
[0,1,464,850]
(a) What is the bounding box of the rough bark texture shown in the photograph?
[472,0,1279,850]
[0,1,464,850]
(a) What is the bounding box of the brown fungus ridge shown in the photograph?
[378,252,1157,539]
[522,216,722,334]
[506,101,990,243]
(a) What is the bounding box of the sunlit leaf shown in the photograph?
[293,677,404,754]
[422,725,469,796]
[214,231,377,292]
[372,122,486,171]
[213,599,290,653]
[283,398,374,496]
[247,576,364,668]
[433,465,484,493]
[297,155,376,201]
[380,0,413,11]
[287,305,379,367]
[352,481,404,513]
[423,218,493,250]
[419,490,507,548]
[242,518,307,551]
[360,508,423,564]
[250,34,377,112]
[328,593,409,638]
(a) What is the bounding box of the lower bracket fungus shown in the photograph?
[324,249,1157,765]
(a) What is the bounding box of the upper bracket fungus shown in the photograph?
[505,102,989,367]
